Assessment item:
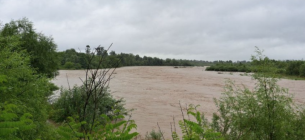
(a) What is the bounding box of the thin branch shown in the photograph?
[122,113,133,133]
[186,103,193,135]
[179,101,190,137]
[157,122,165,140]
[66,73,71,90]
[173,115,177,133]
[170,122,174,140]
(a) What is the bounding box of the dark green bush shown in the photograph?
[52,85,126,125]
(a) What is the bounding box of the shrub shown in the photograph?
[146,129,163,140]
[171,104,223,140]
[52,83,126,125]
[211,48,304,139]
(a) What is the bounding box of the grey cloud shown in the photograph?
[1,0,305,61]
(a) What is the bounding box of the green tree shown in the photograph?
[0,35,57,139]
[0,18,59,77]
[63,62,75,69]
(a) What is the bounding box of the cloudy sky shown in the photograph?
[1,0,304,61]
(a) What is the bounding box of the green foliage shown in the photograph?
[0,18,59,77]
[0,103,35,140]
[56,117,86,140]
[146,129,163,140]
[206,47,305,79]
[56,113,139,140]
[63,62,76,69]
[53,45,138,140]
[292,108,305,139]
[211,48,305,139]
[57,46,195,69]
[206,62,251,72]
[174,104,223,140]
[286,61,304,76]
[0,32,56,139]
[57,48,88,69]
[299,63,305,77]
[1,19,139,139]
[212,78,296,139]
[0,75,7,92]
[93,113,139,140]
[52,86,126,124]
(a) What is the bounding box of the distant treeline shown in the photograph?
[206,58,305,78]
[57,46,305,78]
[57,46,226,69]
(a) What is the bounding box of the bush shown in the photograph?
[146,129,163,140]
[212,77,297,139]
[211,48,305,139]
[171,104,223,140]
[52,85,126,124]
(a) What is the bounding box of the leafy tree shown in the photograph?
[0,34,57,139]
[0,18,59,77]
[63,62,75,69]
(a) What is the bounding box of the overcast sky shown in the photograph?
[1,0,304,61]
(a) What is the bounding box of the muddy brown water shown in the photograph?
[51,66,305,139]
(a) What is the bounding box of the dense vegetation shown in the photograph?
[1,18,305,140]
[0,18,140,140]
[210,49,305,139]
[57,47,197,70]
[0,18,59,139]
[206,51,305,78]
[57,48,249,70]
[0,18,59,78]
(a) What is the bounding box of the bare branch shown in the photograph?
[66,73,71,90]
[179,101,190,137]
[157,122,165,140]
